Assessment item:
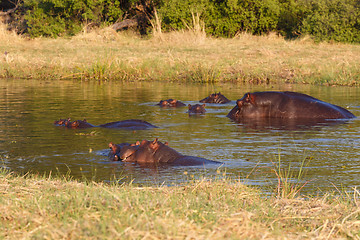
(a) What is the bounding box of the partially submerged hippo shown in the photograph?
[54,118,158,130]
[108,139,221,166]
[187,104,206,114]
[157,99,186,107]
[54,118,71,127]
[227,91,356,122]
[200,92,230,104]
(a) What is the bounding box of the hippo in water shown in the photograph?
[108,139,221,166]
[157,99,186,107]
[54,118,71,127]
[187,104,206,114]
[54,118,158,130]
[200,92,230,104]
[227,91,355,123]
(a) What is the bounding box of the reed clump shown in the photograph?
[0,21,359,85]
[0,170,359,239]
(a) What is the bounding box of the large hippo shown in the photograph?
[157,99,186,107]
[108,139,221,166]
[200,92,230,104]
[54,118,158,130]
[227,91,356,123]
[187,104,206,114]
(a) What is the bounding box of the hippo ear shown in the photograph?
[109,142,117,153]
[236,99,242,107]
[202,104,206,108]
[150,139,161,151]
[246,93,256,105]
[164,142,168,146]
[135,141,140,146]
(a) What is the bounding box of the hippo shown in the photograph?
[157,99,186,107]
[187,104,206,114]
[54,118,158,130]
[68,119,95,128]
[108,138,221,166]
[200,92,231,104]
[227,91,356,123]
[54,118,71,127]
[98,120,158,130]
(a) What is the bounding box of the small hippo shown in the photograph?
[108,138,221,166]
[54,118,71,127]
[187,104,206,114]
[157,99,186,107]
[55,118,158,130]
[200,92,230,104]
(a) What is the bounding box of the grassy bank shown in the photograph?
[1,22,360,86]
[1,170,359,239]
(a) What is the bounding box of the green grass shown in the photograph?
[1,24,360,85]
[1,169,359,239]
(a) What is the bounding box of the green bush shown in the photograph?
[300,0,360,43]
[277,0,309,39]
[158,0,210,31]
[7,0,360,43]
[25,7,67,38]
[22,0,124,37]
[158,0,280,37]
[209,0,280,37]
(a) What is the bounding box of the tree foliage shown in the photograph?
[2,0,360,43]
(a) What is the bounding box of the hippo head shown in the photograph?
[237,93,256,107]
[159,99,176,107]
[158,99,185,107]
[187,104,206,114]
[108,142,135,161]
[200,92,230,103]
[119,142,140,162]
[209,92,221,101]
[226,93,259,120]
[68,119,94,128]
[54,118,71,126]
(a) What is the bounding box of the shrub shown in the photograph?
[300,0,360,43]
[22,0,124,37]
[158,0,280,37]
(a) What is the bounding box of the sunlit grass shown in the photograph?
[0,169,359,239]
[0,22,359,85]
[270,151,311,199]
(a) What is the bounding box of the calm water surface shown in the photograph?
[0,79,359,194]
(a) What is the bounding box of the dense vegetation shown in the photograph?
[1,0,360,42]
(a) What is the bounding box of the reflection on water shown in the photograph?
[232,117,353,131]
[0,79,359,194]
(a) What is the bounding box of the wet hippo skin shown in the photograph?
[108,138,221,166]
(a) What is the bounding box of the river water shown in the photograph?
[0,79,359,195]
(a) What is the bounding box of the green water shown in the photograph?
[0,79,359,194]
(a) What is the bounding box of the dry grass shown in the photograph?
[0,170,360,239]
[0,21,360,85]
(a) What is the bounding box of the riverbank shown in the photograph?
[0,170,359,239]
[1,23,359,86]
